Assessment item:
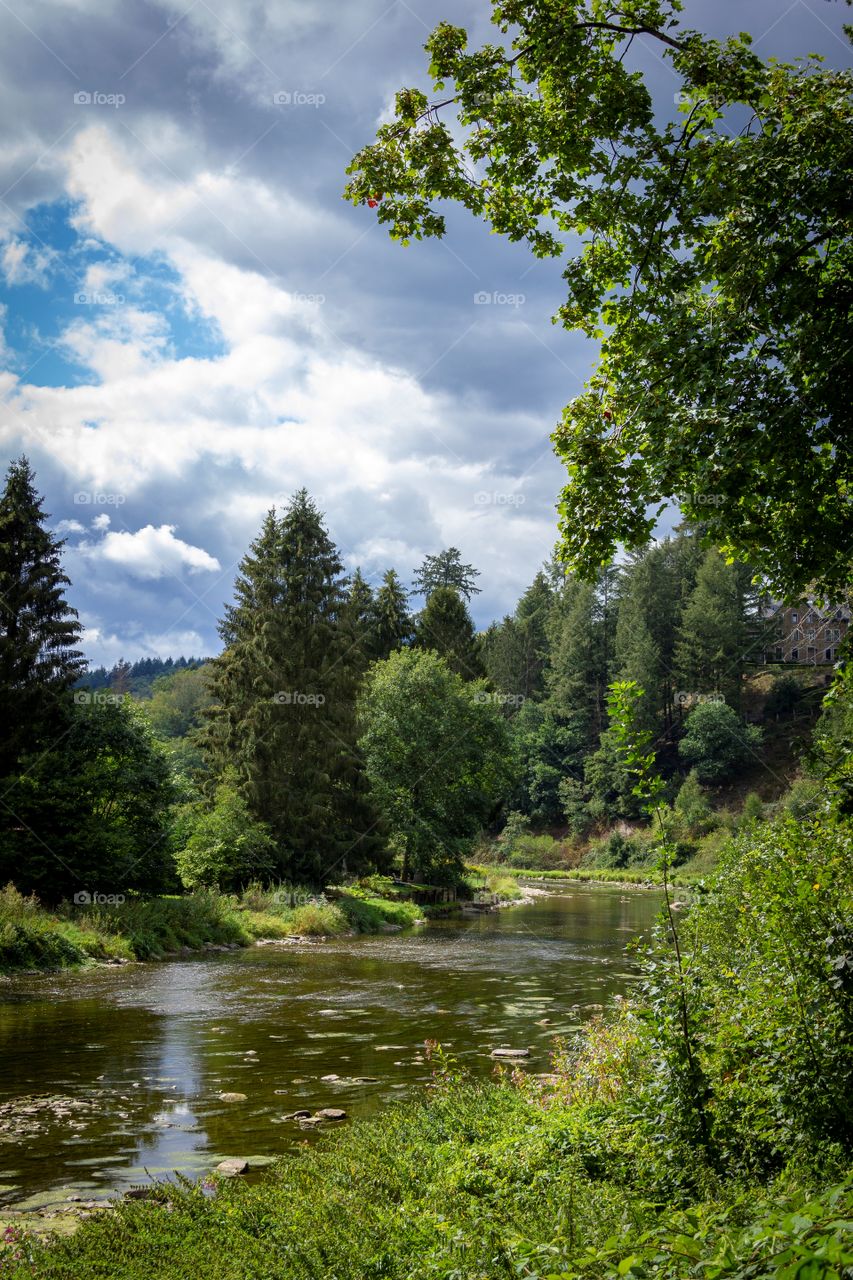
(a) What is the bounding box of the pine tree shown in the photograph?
[514,571,553,701]
[372,568,412,660]
[0,457,84,777]
[480,615,524,699]
[674,547,751,709]
[615,532,704,737]
[344,568,377,673]
[202,492,385,882]
[546,568,617,749]
[481,572,552,705]
[413,586,483,680]
[413,547,481,600]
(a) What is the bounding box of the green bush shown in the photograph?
[673,770,715,836]
[679,702,763,783]
[176,784,277,891]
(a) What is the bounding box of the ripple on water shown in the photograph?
[0,887,661,1207]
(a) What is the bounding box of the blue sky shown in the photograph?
[1,0,850,666]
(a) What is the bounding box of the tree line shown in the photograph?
[0,456,784,902]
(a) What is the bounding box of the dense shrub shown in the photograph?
[176,784,277,891]
[679,702,763,783]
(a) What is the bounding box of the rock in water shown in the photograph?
[218,1092,248,1102]
[490,1048,529,1059]
[215,1159,249,1176]
[314,1108,347,1120]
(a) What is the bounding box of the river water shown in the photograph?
[0,884,660,1211]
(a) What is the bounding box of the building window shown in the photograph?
[807,629,815,641]
[827,649,833,662]
[792,649,799,661]
[792,612,798,623]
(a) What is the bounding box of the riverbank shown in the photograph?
[0,874,532,976]
[468,862,696,888]
[3,812,849,1278]
[0,884,424,975]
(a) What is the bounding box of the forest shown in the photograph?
[0,458,830,909]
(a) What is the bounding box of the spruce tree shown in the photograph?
[413,586,483,680]
[372,568,412,660]
[0,457,84,777]
[674,547,751,709]
[545,569,617,749]
[203,492,385,882]
[344,568,377,673]
[480,615,524,700]
[413,547,481,600]
[514,571,553,701]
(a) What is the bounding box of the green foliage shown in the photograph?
[679,702,763,783]
[674,549,755,711]
[145,664,213,739]
[481,571,553,704]
[690,815,853,1168]
[0,697,176,901]
[509,700,586,824]
[738,791,765,827]
[412,585,484,679]
[175,783,277,891]
[334,890,422,932]
[412,546,481,600]
[346,6,853,596]
[358,649,514,882]
[201,492,385,883]
[674,771,715,837]
[0,456,84,781]
[371,568,413,660]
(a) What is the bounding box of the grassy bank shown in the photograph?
[4,811,850,1278]
[467,862,693,888]
[0,883,423,974]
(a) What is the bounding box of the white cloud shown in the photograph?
[92,513,110,529]
[1,237,54,286]
[81,623,211,668]
[75,524,221,580]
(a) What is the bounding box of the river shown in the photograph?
[0,883,660,1212]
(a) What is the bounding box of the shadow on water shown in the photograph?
[0,883,661,1209]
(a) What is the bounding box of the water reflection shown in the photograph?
[0,884,660,1208]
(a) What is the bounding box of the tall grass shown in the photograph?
[0,882,423,973]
